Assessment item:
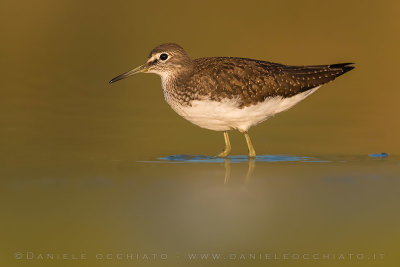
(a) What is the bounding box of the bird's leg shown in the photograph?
[216,131,231,157]
[244,132,256,158]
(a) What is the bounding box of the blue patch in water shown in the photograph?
[158,154,330,163]
[368,153,389,158]
[159,155,225,163]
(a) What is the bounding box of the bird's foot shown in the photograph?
[248,149,256,159]
[216,148,231,158]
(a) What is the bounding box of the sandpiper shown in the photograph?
[110,43,354,158]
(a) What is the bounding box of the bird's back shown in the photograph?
[187,57,354,107]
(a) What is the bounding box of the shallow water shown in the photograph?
[1,153,399,266]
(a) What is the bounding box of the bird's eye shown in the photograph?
[159,53,168,61]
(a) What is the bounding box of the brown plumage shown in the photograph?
[185,57,354,107]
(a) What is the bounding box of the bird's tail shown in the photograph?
[280,62,355,94]
[328,63,355,76]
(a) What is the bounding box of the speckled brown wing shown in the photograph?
[190,57,354,107]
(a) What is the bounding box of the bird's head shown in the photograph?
[109,43,193,84]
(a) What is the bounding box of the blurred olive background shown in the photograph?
[1,0,400,160]
[1,0,399,267]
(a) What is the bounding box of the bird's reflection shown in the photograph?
[223,158,255,184]
[223,158,231,184]
[246,158,255,183]
[155,154,327,184]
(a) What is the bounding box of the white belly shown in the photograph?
[165,86,320,132]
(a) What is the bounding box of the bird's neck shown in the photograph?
[160,66,192,93]
[160,69,193,107]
